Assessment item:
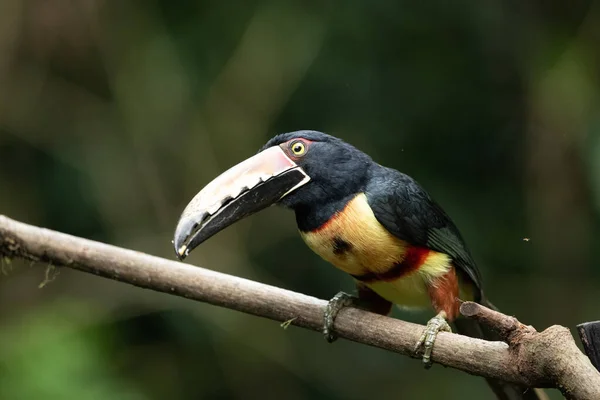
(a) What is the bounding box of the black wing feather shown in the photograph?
[366,167,483,295]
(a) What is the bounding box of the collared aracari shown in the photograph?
[173,131,546,400]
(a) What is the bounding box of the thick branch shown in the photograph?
[1,215,599,399]
[462,302,600,399]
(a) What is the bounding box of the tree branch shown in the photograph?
[1,215,599,399]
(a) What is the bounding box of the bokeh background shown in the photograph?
[1,1,599,399]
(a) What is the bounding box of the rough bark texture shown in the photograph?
[1,215,599,399]
[461,302,600,399]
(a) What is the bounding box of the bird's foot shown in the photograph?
[414,311,451,369]
[323,291,358,343]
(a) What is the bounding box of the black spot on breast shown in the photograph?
[332,236,352,255]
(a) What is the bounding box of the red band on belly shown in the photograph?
[352,246,430,283]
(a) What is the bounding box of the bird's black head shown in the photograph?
[260,130,372,210]
[173,130,373,259]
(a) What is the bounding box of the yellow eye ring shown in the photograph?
[290,141,306,156]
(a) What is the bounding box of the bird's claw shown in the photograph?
[323,291,357,343]
[414,312,451,369]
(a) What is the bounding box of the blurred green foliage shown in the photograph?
[1,1,600,399]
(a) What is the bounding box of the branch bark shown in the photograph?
[1,215,599,399]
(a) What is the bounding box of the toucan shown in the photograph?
[173,131,546,400]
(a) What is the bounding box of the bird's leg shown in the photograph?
[414,311,452,369]
[323,291,357,342]
[324,283,392,343]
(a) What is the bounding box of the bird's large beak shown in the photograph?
[173,146,310,260]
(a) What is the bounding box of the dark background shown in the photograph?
[1,1,599,399]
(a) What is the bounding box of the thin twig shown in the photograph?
[1,215,599,399]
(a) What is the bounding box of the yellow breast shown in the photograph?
[299,193,453,308]
[299,193,408,277]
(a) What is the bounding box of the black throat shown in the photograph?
[294,193,358,232]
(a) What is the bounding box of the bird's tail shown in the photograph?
[453,298,548,400]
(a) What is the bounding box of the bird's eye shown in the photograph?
[290,141,306,156]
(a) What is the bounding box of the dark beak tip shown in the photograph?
[170,239,185,261]
[173,239,190,261]
[173,213,204,261]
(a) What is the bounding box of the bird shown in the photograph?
[173,130,546,400]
